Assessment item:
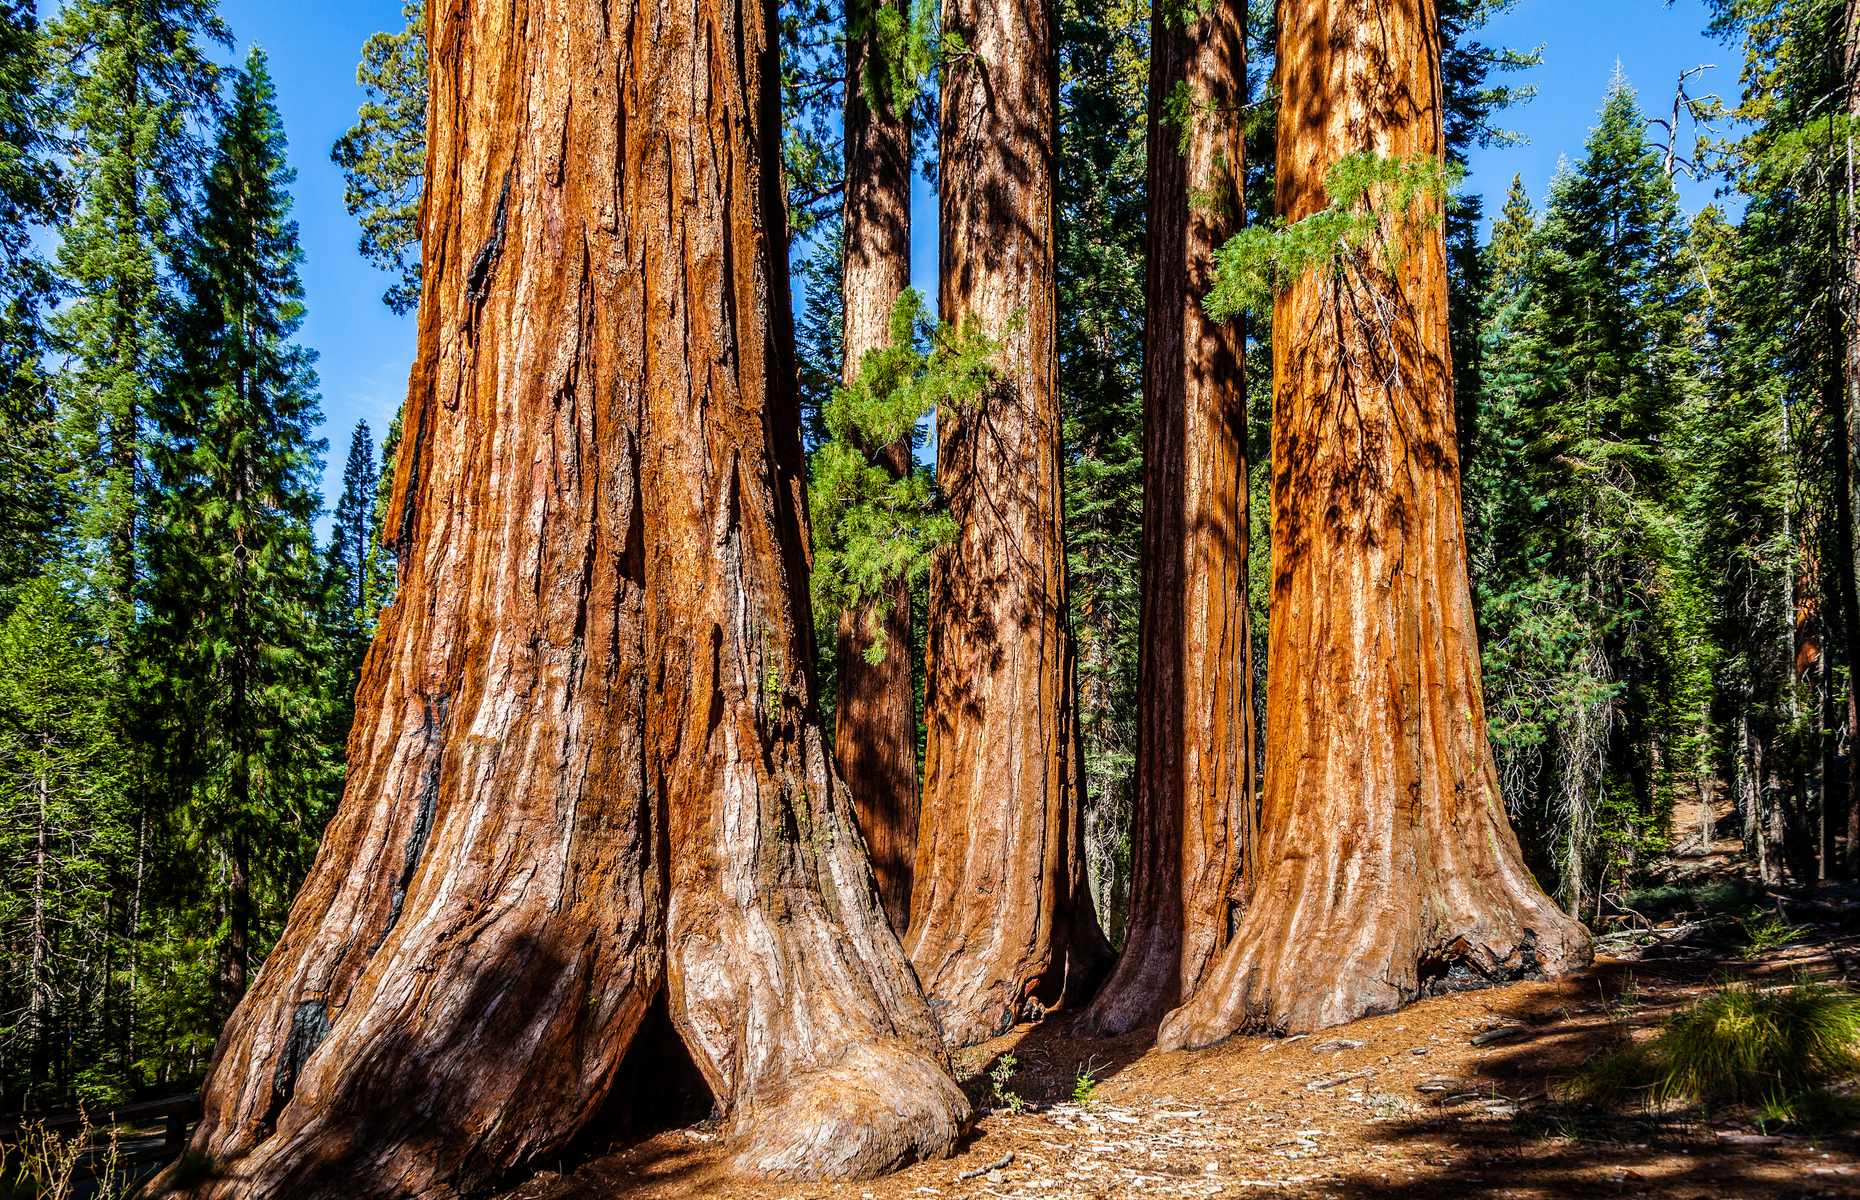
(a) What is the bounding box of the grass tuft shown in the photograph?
[1760,1086,1860,1134]
[1564,980,1860,1120]
[1657,981,1860,1104]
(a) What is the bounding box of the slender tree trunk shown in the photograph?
[1159,0,1589,1044]
[29,771,50,1089]
[163,0,965,1192]
[226,829,250,999]
[1076,0,1253,1039]
[127,810,145,1072]
[911,0,1113,1046]
[836,3,919,934]
[1843,0,1860,876]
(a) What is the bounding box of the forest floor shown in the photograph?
[502,921,1860,1200]
[494,794,1860,1200]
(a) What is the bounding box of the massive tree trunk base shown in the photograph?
[1156,0,1588,1049]
[151,0,967,1188]
[912,0,1114,1051]
[1073,0,1253,1042]
[1156,873,1583,1047]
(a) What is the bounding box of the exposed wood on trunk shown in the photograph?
[162,0,965,1192]
[1075,0,1254,1039]
[836,2,919,935]
[911,0,1113,1046]
[1158,0,1590,1044]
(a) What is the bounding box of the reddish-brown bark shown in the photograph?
[1075,0,1255,1039]
[909,0,1113,1048]
[1158,0,1589,1046]
[159,0,966,1192]
[835,3,919,934]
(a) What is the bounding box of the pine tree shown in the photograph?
[1699,0,1854,881]
[331,1,425,315]
[48,0,227,659]
[1439,0,1540,460]
[1056,0,1148,945]
[780,0,848,242]
[363,410,401,630]
[0,1,68,608]
[0,577,129,1097]
[321,420,378,770]
[1470,78,1707,910]
[794,223,845,454]
[143,47,332,1008]
[331,420,376,627]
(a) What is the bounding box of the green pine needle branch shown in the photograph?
[1203,151,1464,322]
[809,289,1002,662]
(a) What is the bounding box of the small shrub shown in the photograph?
[988,1054,1026,1113]
[1072,1055,1106,1108]
[1735,915,1804,960]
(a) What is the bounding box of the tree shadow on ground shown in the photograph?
[947,1008,1159,1112]
[1328,1110,1857,1200]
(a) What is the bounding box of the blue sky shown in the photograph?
[217,0,419,536]
[1460,0,1739,224]
[219,0,1741,533]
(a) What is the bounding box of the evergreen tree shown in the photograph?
[1470,78,1707,911]
[0,2,68,608]
[780,0,848,242]
[0,577,129,1099]
[1703,0,1852,882]
[331,1,425,315]
[363,411,400,629]
[331,419,376,626]
[795,222,844,454]
[1056,0,1148,942]
[323,420,378,763]
[1439,0,1540,478]
[48,0,227,659]
[143,47,332,1013]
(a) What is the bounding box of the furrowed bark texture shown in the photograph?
[163,0,965,1193]
[911,0,1113,1046]
[836,5,919,935]
[1076,0,1254,1039]
[1157,0,1589,1047]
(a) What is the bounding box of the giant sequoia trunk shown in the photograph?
[910,0,1112,1046]
[1075,0,1254,1039]
[1157,0,1589,1045]
[160,0,966,1193]
[835,2,919,934]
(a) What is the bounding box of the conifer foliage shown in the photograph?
[1466,80,1708,913]
[3,0,1860,1161]
[329,2,424,315]
[0,11,349,1103]
[142,46,331,1004]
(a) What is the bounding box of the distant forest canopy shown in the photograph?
[0,0,1849,1109]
